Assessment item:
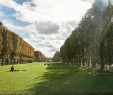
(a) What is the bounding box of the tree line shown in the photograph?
[0,22,35,65]
[0,22,47,65]
[52,51,61,62]
[60,0,113,70]
[34,51,46,62]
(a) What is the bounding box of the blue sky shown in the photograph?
[0,0,95,57]
[0,4,31,26]
[13,0,32,5]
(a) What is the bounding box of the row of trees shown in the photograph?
[34,51,46,62]
[60,0,113,70]
[0,22,34,65]
[52,51,61,62]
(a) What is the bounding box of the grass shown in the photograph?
[0,63,113,95]
[0,63,46,95]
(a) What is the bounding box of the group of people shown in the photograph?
[44,63,50,65]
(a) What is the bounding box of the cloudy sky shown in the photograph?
[0,0,94,57]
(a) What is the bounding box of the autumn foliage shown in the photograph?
[0,22,34,65]
[34,51,46,62]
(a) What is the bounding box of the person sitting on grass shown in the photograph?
[44,63,46,65]
[10,66,14,72]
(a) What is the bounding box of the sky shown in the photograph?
[0,0,94,57]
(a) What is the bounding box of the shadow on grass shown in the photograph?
[7,70,27,72]
[23,64,113,95]
[89,70,113,94]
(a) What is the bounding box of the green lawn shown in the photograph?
[0,63,113,95]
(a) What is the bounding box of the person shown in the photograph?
[10,65,14,71]
[44,63,45,65]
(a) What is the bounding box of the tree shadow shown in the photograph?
[88,70,113,94]
[21,64,83,95]
[21,64,113,95]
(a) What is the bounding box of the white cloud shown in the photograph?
[0,0,94,57]
[34,21,60,34]
[0,0,93,23]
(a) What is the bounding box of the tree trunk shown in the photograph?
[5,58,9,65]
[1,58,4,65]
[100,63,105,70]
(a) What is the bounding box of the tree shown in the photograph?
[34,51,46,62]
[0,22,3,62]
[52,51,61,62]
[60,0,113,70]
[0,21,35,65]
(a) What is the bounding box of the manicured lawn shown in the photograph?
[0,63,113,95]
[0,63,47,95]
